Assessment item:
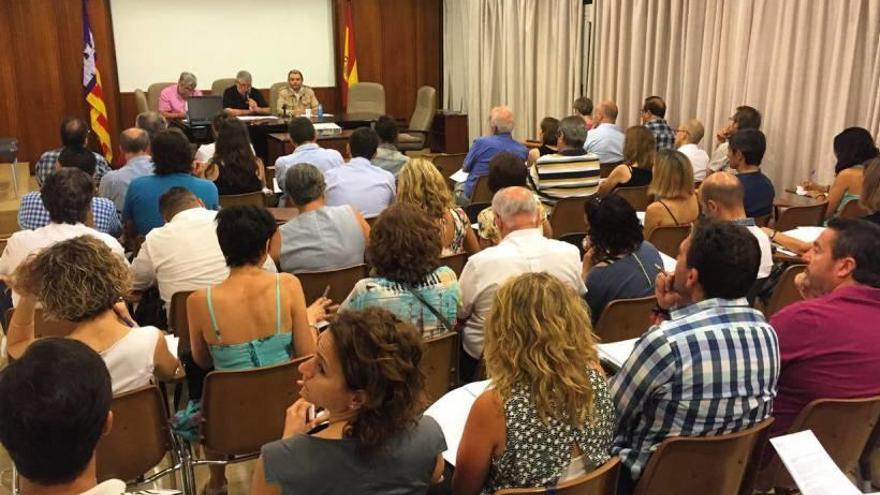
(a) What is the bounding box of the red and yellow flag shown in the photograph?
[341,0,359,106]
[82,0,112,162]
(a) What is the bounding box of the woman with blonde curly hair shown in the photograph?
[6,236,179,394]
[397,158,480,255]
[251,307,446,494]
[454,272,615,494]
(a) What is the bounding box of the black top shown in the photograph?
[738,170,776,218]
[864,212,880,226]
[621,165,653,187]
[538,145,557,156]
[214,163,263,195]
[222,86,268,110]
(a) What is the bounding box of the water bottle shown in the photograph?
[317,103,324,121]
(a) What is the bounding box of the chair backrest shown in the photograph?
[763,264,806,318]
[347,82,386,118]
[134,89,149,114]
[5,307,76,338]
[432,153,467,180]
[211,78,237,97]
[839,199,870,220]
[201,358,306,455]
[409,86,437,132]
[594,295,656,343]
[558,232,587,259]
[614,185,651,211]
[440,252,468,278]
[600,161,623,178]
[169,291,194,353]
[218,191,267,208]
[147,82,174,112]
[421,331,459,404]
[472,175,492,203]
[464,202,490,224]
[295,264,368,304]
[774,202,827,231]
[647,225,691,257]
[633,418,774,495]
[494,457,621,495]
[96,385,172,482]
[550,197,589,238]
[269,81,287,114]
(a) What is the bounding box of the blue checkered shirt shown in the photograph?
[644,118,675,151]
[609,297,779,480]
[35,148,111,186]
[18,191,122,237]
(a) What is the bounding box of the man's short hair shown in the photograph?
[285,163,326,207]
[598,100,619,120]
[178,71,197,87]
[687,219,760,299]
[489,106,515,134]
[349,127,379,159]
[492,186,538,224]
[682,118,705,144]
[57,146,97,176]
[42,168,94,224]
[699,172,744,210]
[488,152,528,193]
[288,117,316,144]
[0,338,111,486]
[60,117,89,147]
[135,111,168,141]
[732,106,762,130]
[288,69,303,79]
[151,129,193,175]
[559,115,588,148]
[374,115,399,144]
[236,70,253,83]
[573,97,593,116]
[728,129,766,165]
[643,96,667,118]
[119,128,149,154]
[827,218,880,288]
[159,186,199,221]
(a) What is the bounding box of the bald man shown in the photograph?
[675,118,710,181]
[584,100,624,164]
[699,171,773,279]
[458,105,528,205]
[98,128,154,212]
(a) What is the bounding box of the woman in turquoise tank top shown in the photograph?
[186,206,318,495]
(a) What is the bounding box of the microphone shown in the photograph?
[282,104,288,118]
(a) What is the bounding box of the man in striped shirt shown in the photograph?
[531,115,600,204]
[610,219,780,493]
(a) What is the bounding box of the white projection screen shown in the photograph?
[110,0,336,91]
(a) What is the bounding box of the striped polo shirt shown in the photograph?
[531,148,601,204]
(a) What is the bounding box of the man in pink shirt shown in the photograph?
[158,71,201,120]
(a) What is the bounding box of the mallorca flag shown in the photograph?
[341,0,359,106]
[82,0,112,162]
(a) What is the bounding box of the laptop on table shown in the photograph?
[186,96,222,126]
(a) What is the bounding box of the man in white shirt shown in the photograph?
[583,100,625,163]
[456,186,586,380]
[275,117,344,204]
[0,168,126,305]
[698,171,773,279]
[675,118,710,181]
[324,127,395,219]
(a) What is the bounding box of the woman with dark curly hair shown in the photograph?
[582,194,662,323]
[251,307,446,495]
[340,204,461,338]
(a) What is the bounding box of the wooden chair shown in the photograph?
[472,175,492,203]
[614,185,651,211]
[494,457,621,495]
[774,202,827,231]
[760,396,880,493]
[646,225,691,258]
[440,252,468,278]
[432,153,467,181]
[594,296,656,343]
[218,191,267,208]
[421,332,459,404]
[295,264,368,304]
[839,199,870,219]
[599,161,623,179]
[4,307,75,338]
[558,232,587,259]
[550,197,588,238]
[762,264,806,318]
[96,385,182,487]
[465,201,491,224]
[632,418,774,495]
[169,291,194,352]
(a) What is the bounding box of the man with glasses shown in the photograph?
[158,71,202,121]
[674,118,710,181]
[222,70,270,116]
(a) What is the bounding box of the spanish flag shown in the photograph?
[82,0,112,162]
[341,0,358,106]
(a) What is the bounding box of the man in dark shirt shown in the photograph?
[728,129,775,218]
[222,70,270,116]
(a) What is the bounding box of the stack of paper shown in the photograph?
[782,226,826,244]
[450,169,469,183]
[425,380,491,465]
[770,430,877,495]
[597,338,638,369]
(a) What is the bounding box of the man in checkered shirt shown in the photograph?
[640,96,675,151]
[34,117,111,186]
[610,219,780,493]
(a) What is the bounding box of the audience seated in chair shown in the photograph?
[458,105,528,206]
[584,100,625,164]
[0,339,125,494]
[6,236,179,394]
[532,115,601,204]
[454,273,616,495]
[639,96,674,151]
[340,204,461,339]
[324,127,395,219]
[99,128,154,213]
[34,116,111,185]
[674,118,710,181]
[274,117,343,201]
[0,168,126,305]
[728,129,775,219]
[158,71,202,121]
[572,96,595,129]
[610,219,779,495]
[582,195,662,324]
[861,158,880,226]
[274,164,369,273]
[397,158,479,255]
[708,105,762,174]
[135,110,168,141]
[643,150,699,237]
[597,125,655,195]
[201,117,265,195]
[372,114,410,177]
[457,187,585,382]
[251,308,446,495]
[526,117,560,166]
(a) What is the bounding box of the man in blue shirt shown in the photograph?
[275,117,344,205]
[324,127,395,219]
[458,105,527,205]
[583,100,624,163]
[99,128,154,213]
[123,129,219,236]
[728,129,775,218]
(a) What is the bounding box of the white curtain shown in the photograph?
[589,0,880,187]
[443,0,584,142]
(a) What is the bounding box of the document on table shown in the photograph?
[782,226,826,244]
[236,115,275,122]
[425,380,491,466]
[450,169,469,183]
[770,430,876,495]
[597,338,638,369]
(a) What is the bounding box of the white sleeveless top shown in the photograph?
[99,326,160,395]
